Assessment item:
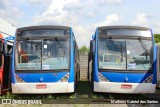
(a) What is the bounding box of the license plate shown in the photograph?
[121,84,132,89]
[36,84,47,89]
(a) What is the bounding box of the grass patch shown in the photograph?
[76,81,94,98]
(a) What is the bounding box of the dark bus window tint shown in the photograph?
[99,29,151,37]
[20,30,70,37]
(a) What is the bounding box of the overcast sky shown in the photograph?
[0,0,160,47]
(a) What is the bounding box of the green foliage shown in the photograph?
[79,45,89,54]
[154,34,160,43]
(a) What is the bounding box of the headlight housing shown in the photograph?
[143,75,153,83]
[15,74,25,83]
[99,73,110,82]
[59,73,69,82]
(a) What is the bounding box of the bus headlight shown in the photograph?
[15,74,25,83]
[99,73,110,82]
[59,73,69,82]
[143,75,153,83]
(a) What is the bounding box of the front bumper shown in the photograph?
[12,82,74,94]
[94,82,156,93]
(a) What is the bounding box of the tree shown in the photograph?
[79,45,89,54]
[154,34,160,43]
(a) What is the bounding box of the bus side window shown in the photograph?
[74,44,76,63]
[76,46,78,62]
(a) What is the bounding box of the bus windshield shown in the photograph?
[99,39,126,70]
[15,38,70,71]
[98,38,152,71]
[126,39,152,70]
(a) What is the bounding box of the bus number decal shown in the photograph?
[36,84,47,89]
[121,84,132,89]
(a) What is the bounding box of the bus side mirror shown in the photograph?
[92,35,95,40]
[90,40,93,52]
[90,40,94,53]
[4,42,13,55]
[0,40,3,53]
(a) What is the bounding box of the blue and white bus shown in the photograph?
[11,26,80,94]
[88,26,157,93]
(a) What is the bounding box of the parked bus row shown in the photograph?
[0,22,159,94]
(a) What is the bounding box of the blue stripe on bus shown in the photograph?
[94,28,99,83]
[152,29,157,84]
[68,28,74,83]
[16,72,68,82]
[100,72,152,83]
[152,44,157,84]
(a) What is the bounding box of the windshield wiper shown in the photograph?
[22,38,41,69]
[24,38,39,48]
[55,36,65,56]
[138,37,149,58]
[24,37,41,56]
[109,37,124,62]
[109,37,123,53]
